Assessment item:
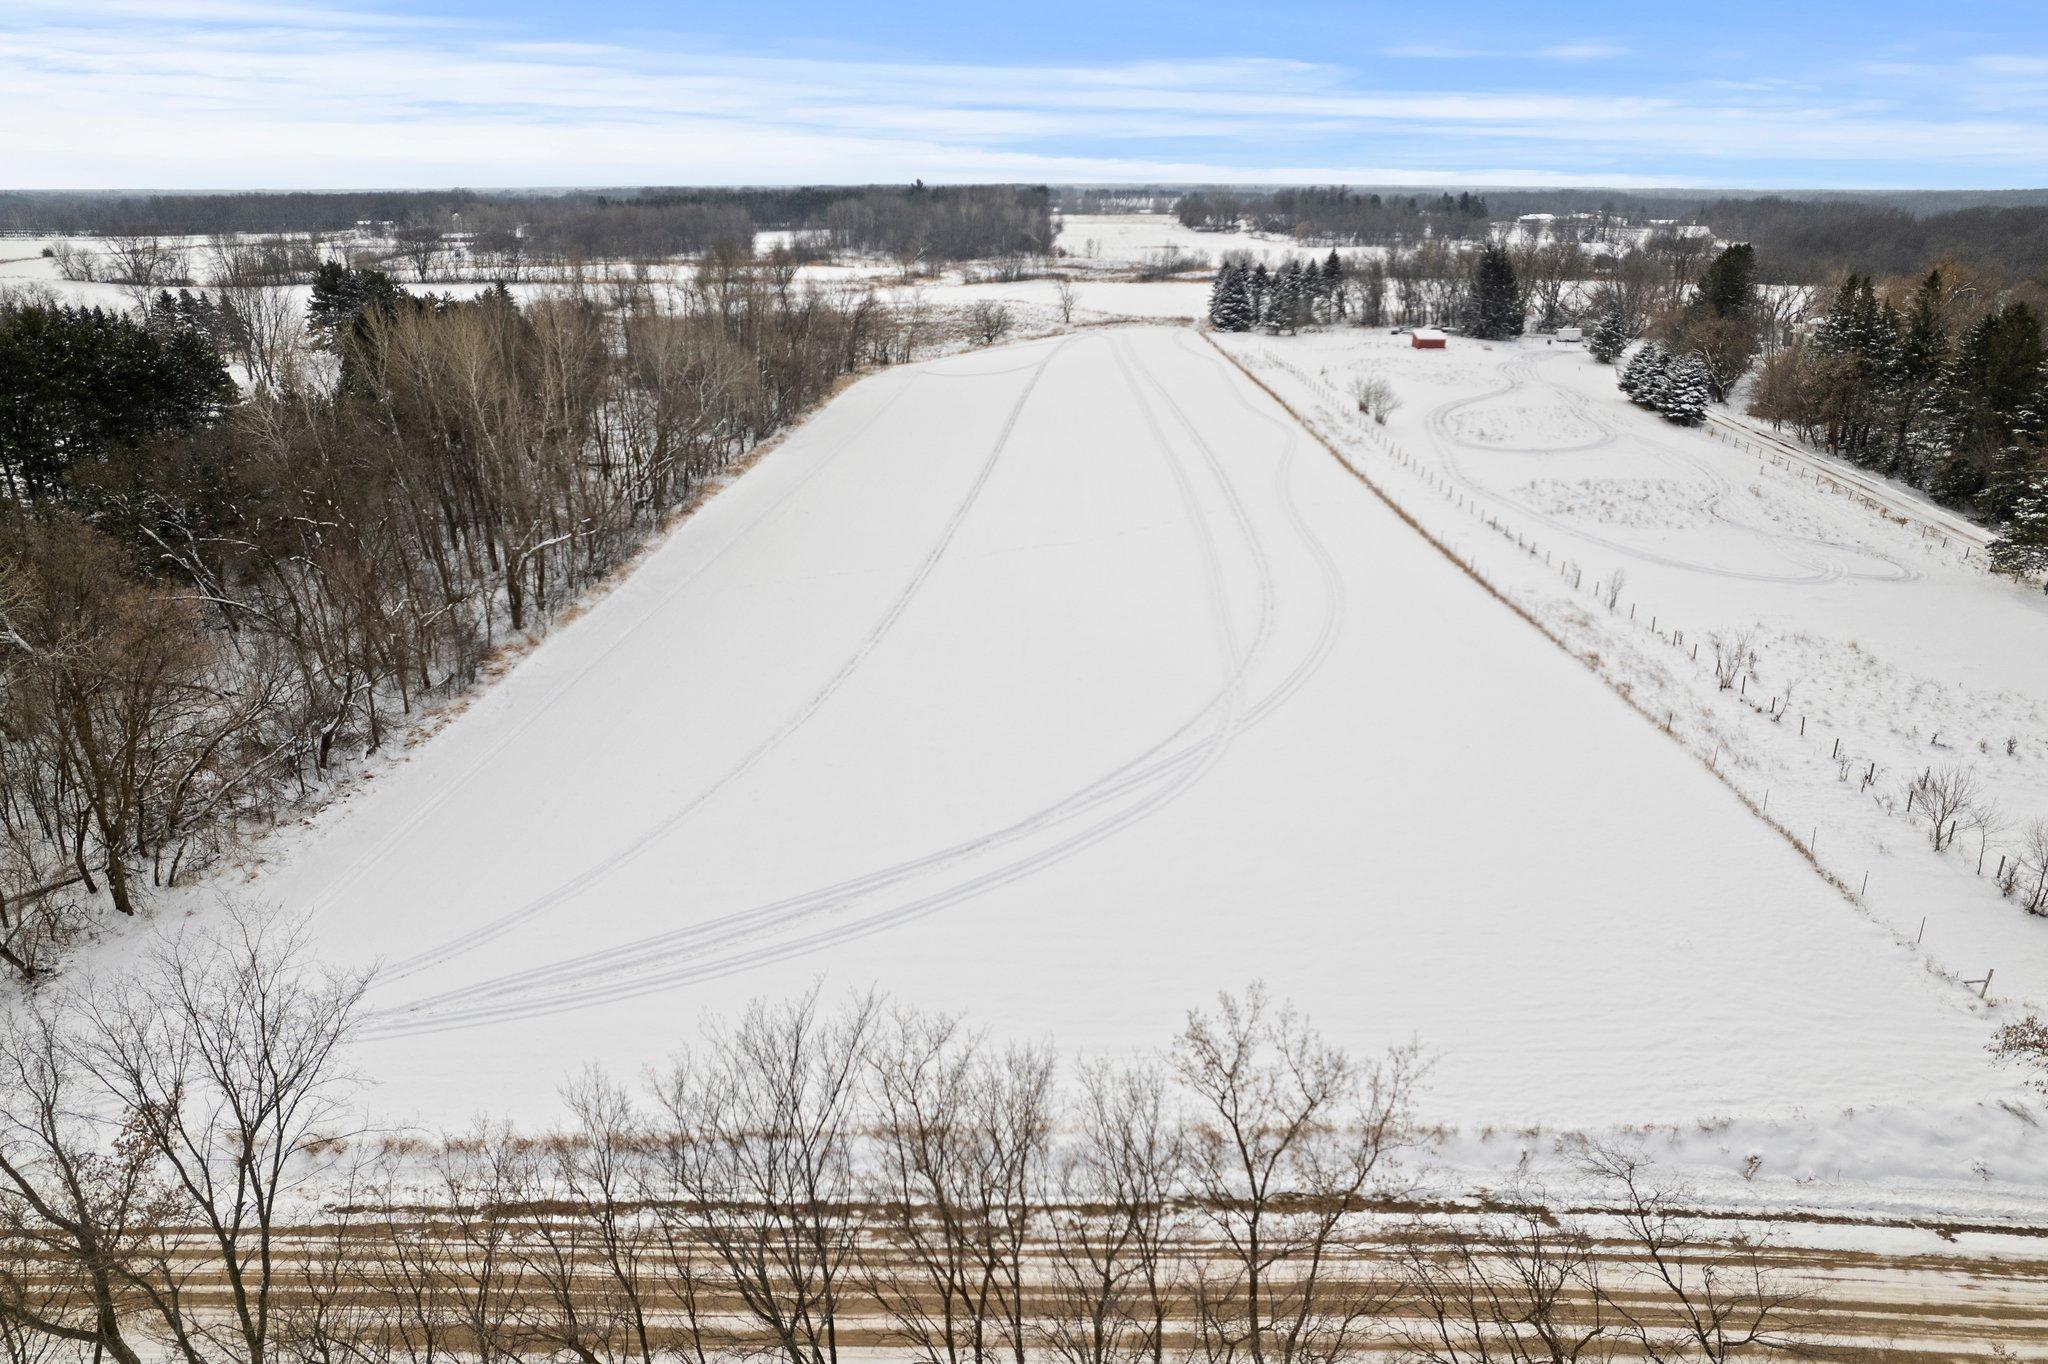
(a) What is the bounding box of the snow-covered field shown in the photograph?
[1223,326,2048,1010]
[173,323,2040,1223]
[13,226,2044,1222]
[1056,212,1383,270]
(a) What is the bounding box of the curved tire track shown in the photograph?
[362,332,1342,1036]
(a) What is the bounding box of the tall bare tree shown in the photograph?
[74,909,370,1364]
[864,1010,1054,1364]
[1172,985,1420,1364]
[650,988,881,1364]
[1037,1060,1187,1364]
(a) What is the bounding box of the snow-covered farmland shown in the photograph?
[189,325,2035,1220]
[1056,212,1383,270]
[1221,326,2048,1022]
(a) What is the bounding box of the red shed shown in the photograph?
[1411,327,1446,349]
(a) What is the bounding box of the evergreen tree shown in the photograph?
[1467,243,1524,340]
[1588,305,1629,364]
[1267,262,1303,334]
[1322,251,1346,322]
[1207,265,1235,329]
[1208,264,1253,332]
[1249,263,1270,327]
[0,304,237,505]
[308,260,404,348]
[1225,266,1256,332]
[1988,473,2048,587]
[1810,274,1905,463]
[1882,267,1954,477]
[1697,243,1758,319]
[1620,341,1670,407]
[1938,303,2045,459]
[1982,365,2048,523]
[1659,354,1712,425]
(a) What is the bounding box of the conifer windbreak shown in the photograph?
[1762,267,2046,525]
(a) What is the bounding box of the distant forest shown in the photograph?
[12,181,2048,285]
[1119,184,2048,288]
[0,184,1055,264]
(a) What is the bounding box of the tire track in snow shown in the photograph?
[299,365,932,920]
[1422,350,1916,585]
[366,331,1273,1028]
[376,342,1068,984]
[362,331,1344,1036]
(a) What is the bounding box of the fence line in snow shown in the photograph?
[1229,342,2014,1005]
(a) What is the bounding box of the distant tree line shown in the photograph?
[0,189,502,237]
[1677,196,2048,288]
[1203,241,1524,340]
[1157,185,2048,289]
[1177,187,1492,243]
[1,185,1054,269]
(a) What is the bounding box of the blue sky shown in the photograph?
[5,0,2047,189]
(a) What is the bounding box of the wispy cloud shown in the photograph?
[3,2,2045,188]
[1384,41,1628,62]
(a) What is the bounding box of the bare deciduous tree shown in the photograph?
[105,236,190,311]
[1905,765,1981,853]
[1706,628,1757,692]
[75,908,370,1364]
[968,300,1016,347]
[864,1009,1054,1364]
[1571,1142,1807,1363]
[1172,984,1420,1364]
[651,987,880,1364]
[1037,1060,1186,1364]
[1396,1202,1618,1364]
[393,224,442,282]
[0,908,368,1364]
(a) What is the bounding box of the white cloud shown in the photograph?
[1383,41,1627,62]
[3,2,2045,188]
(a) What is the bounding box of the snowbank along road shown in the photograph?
[230,326,2031,1217]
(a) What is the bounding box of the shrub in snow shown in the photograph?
[1352,374,1400,424]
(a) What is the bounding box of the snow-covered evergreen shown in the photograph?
[1619,341,1669,408]
[1588,306,1629,365]
[1659,354,1712,425]
[1988,474,2048,586]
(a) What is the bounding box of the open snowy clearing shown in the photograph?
[1055,212,1384,270]
[184,325,2033,1219]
